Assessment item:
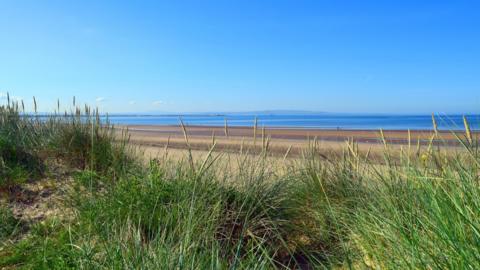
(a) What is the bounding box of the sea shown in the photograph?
[100,113,480,131]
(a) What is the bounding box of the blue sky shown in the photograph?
[0,0,479,114]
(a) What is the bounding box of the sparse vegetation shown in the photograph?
[0,97,479,269]
[0,205,23,243]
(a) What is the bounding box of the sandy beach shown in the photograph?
[120,125,467,159]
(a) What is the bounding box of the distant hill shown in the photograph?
[116,110,327,116]
[229,110,326,115]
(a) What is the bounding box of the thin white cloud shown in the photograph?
[0,92,21,102]
[152,100,163,106]
[96,97,106,102]
[11,96,22,102]
[129,100,136,105]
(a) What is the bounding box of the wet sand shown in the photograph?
[122,125,463,143]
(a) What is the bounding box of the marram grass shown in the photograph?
[0,99,479,269]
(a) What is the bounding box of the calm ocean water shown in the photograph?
[101,114,480,130]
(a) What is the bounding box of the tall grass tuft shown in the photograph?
[351,128,480,269]
[0,96,136,189]
[45,107,136,176]
[0,205,24,243]
[0,101,43,188]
